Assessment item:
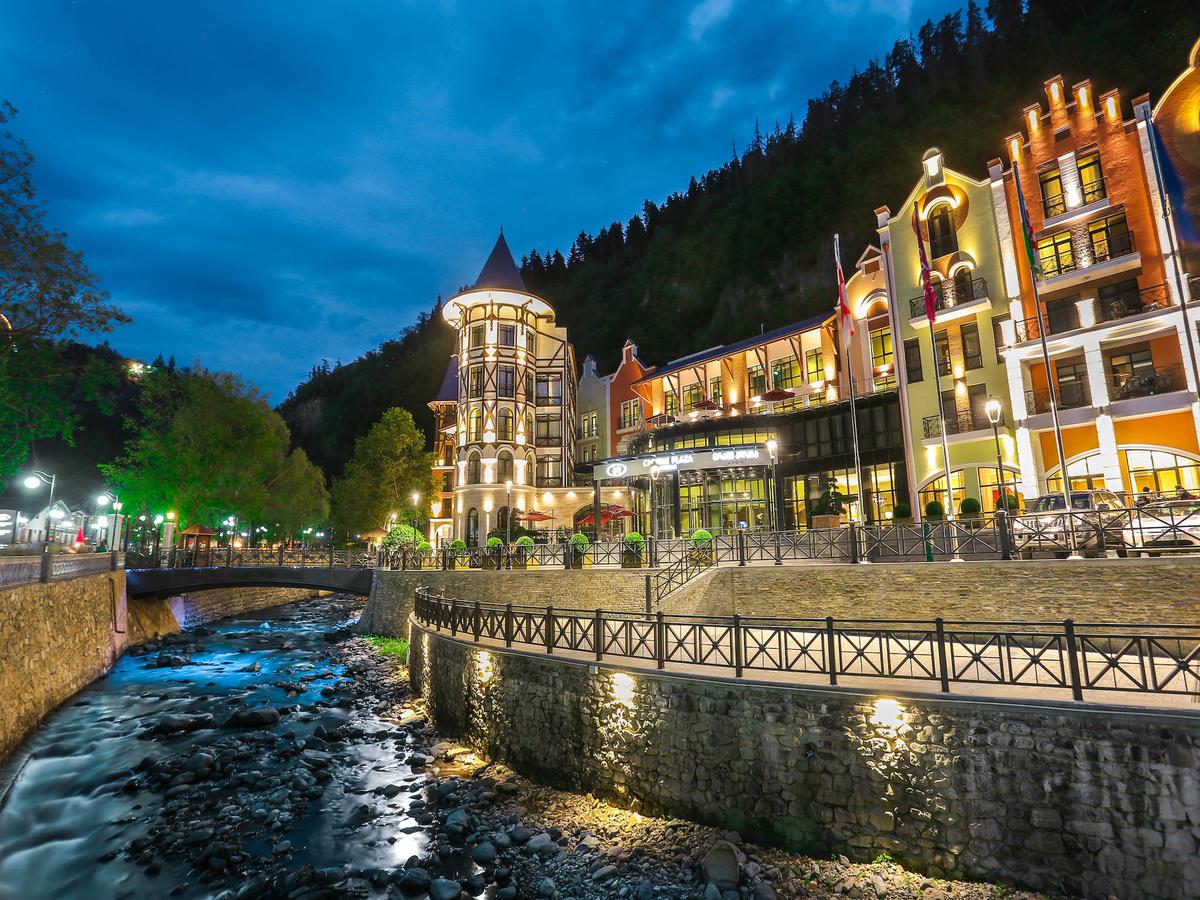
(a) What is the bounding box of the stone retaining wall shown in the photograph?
[359,569,652,636]
[167,586,327,629]
[665,558,1200,623]
[410,621,1200,899]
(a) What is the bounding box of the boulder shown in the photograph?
[701,841,741,891]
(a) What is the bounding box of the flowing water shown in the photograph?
[0,595,434,899]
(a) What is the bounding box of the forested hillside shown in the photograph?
[280,0,1200,479]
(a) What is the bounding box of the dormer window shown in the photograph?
[927,205,958,259]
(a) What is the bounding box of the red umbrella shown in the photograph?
[758,387,795,403]
[519,510,554,522]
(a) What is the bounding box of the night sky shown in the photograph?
[2,0,957,402]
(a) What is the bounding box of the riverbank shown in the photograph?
[0,595,1047,898]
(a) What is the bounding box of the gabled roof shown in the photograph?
[433,355,458,404]
[473,231,526,292]
[634,313,832,384]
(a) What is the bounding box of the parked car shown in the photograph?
[1010,490,1129,558]
[1123,499,1200,556]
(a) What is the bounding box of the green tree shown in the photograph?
[101,367,328,533]
[0,101,129,480]
[331,407,435,536]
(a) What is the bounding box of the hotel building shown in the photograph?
[990,74,1200,498]
[878,149,1022,518]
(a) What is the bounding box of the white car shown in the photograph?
[1123,499,1200,556]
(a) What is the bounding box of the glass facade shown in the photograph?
[679,471,769,533]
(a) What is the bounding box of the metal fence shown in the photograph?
[0,552,119,588]
[413,588,1200,703]
[127,546,375,570]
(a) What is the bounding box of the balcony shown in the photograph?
[1041,177,1107,220]
[1039,228,1138,288]
[1025,381,1091,415]
[922,411,987,439]
[1100,282,1171,322]
[1108,364,1185,402]
[908,275,989,324]
[577,425,599,440]
[1012,305,1080,343]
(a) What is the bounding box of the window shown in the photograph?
[619,399,641,430]
[1089,213,1132,262]
[665,392,678,416]
[498,323,515,348]
[709,376,723,406]
[497,450,514,483]
[934,330,951,377]
[467,409,482,442]
[525,371,534,400]
[918,470,966,518]
[904,338,923,384]
[978,466,1022,513]
[469,324,485,349]
[497,364,515,399]
[1044,297,1079,334]
[579,410,598,438]
[498,409,514,442]
[961,322,983,370]
[1055,361,1089,409]
[1098,279,1141,320]
[1077,151,1105,204]
[952,267,977,305]
[579,445,597,463]
[536,455,562,486]
[535,373,562,405]
[682,382,704,411]
[1046,453,1108,494]
[467,454,481,484]
[771,358,801,389]
[870,328,893,373]
[535,414,561,447]
[469,366,483,399]
[1038,231,1074,277]
[927,205,958,258]
[966,383,988,430]
[748,365,766,397]
[525,412,534,442]
[804,349,824,383]
[1125,449,1200,496]
[526,328,536,354]
[466,508,479,543]
[1108,346,1156,399]
[1039,166,1065,217]
[991,316,1008,363]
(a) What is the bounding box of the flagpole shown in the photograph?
[911,204,962,563]
[834,234,868,537]
[1144,116,1200,423]
[1012,162,1079,557]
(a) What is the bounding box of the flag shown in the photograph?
[912,202,938,325]
[834,233,853,338]
[1149,118,1200,246]
[75,526,84,545]
[1011,160,1043,276]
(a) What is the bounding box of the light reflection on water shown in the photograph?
[0,599,428,899]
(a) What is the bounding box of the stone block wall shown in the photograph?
[410,623,1200,899]
[665,558,1200,623]
[359,569,652,636]
[167,586,326,629]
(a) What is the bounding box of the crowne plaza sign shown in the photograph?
[593,445,765,479]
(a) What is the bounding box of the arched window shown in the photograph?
[927,204,958,258]
[466,508,479,545]
[525,412,534,442]
[467,452,482,485]
[498,450,514,483]
[527,452,536,485]
[498,409,514,442]
[468,409,482,442]
[952,266,975,304]
[1046,453,1107,494]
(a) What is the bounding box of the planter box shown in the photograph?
[482,551,501,570]
[811,515,842,529]
[621,549,643,568]
[569,550,587,569]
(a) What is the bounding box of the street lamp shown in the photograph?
[22,470,56,550]
[984,398,1018,511]
[766,439,781,532]
[504,480,513,544]
[96,490,125,550]
[410,492,421,545]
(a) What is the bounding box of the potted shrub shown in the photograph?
[689,529,714,565]
[416,540,431,568]
[997,490,1021,514]
[924,500,945,522]
[448,538,467,569]
[892,502,913,524]
[568,532,590,568]
[622,532,645,568]
[811,475,846,529]
[484,536,504,570]
[960,497,983,529]
[513,535,534,569]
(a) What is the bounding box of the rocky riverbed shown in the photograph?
[0,595,1047,899]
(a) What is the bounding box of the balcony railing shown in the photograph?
[577,425,599,439]
[1100,283,1171,322]
[1025,381,1091,415]
[1012,304,1080,343]
[1090,226,1136,266]
[1108,364,1185,401]
[922,411,986,438]
[534,434,562,448]
[1041,177,1107,219]
[907,275,988,320]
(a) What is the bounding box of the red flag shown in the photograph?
[75,526,84,544]
[834,233,853,338]
[912,202,938,324]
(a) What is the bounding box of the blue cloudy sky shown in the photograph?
[1,0,958,402]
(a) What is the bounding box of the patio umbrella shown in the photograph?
[645,413,677,428]
[689,399,724,419]
[519,510,554,522]
[758,387,795,403]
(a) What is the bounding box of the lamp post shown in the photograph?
[96,491,125,551]
[22,470,56,550]
[766,439,781,532]
[984,398,1019,512]
[411,492,421,543]
[504,480,513,544]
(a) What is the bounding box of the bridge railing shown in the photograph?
[0,551,119,588]
[128,546,375,570]
[412,588,1200,703]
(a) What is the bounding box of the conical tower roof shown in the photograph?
[473,231,526,292]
